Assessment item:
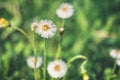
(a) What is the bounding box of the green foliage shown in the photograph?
[0,0,120,80]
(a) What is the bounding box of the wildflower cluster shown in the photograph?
[0,2,89,80]
[26,3,75,80]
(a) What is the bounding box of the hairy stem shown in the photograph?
[43,38,47,80]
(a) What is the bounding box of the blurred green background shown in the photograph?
[0,0,120,80]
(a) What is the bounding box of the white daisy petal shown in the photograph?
[47,59,67,78]
[26,56,42,69]
[116,59,120,66]
[109,49,120,59]
[56,3,74,19]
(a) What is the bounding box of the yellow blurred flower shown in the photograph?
[0,18,10,28]
[82,73,89,80]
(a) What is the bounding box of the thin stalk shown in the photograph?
[110,60,117,79]
[34,68,37,80]
[112,60,117,75]
[43,38,47,80]
[64,55,88,80]
[12,26,40,80]
[118,68,120,78]
[34,68,40,80]
[50,78,54,80]
[33,33,40,80]
[62,74,67,80]
[12,27,35,49]
[55,41,61,59]
[62,19,65,28]
[55,33,63,59]
[33,33,37,58]
[55,19,65,59]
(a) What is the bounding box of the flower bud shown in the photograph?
[0,18,11,28]
[59,27,64,35]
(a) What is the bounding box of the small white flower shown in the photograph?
[26,56,42,69]
[56,3,74,19]
[59,27,64,32]
[31,20,39,32]
[59,27,64,35]
[109,49,120,59]
[116,59,120,66]
[47,59,67,78]
[36,20,57,38]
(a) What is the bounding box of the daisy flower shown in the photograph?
[26,56,42,69]
[47,59,67,78]
[31,20,39,32]
[36,20,57,38]
[56,3,74,19]
[109,49,120,59]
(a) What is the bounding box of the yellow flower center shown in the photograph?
[42,24,49,31]
[32,58,37,64]
[114,49,120,54]
[62,6,68,12]
[54,64,61,71]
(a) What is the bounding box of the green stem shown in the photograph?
[33,33,37,55]
[50,78,54,80]
[33,33,40,80]
[34,68,40,80]
[12,26,40,80]
[65,55,88,80]
[62,19,65,28]
[112,60,117,75]
[118,68,120,78]
[12,26,35,49]
[55,19,65,59]
[67,55,87,65]
[62,75,67,80]
[34,68,37,80]
[55,42,61,59]
[109,60,117,79]
[43,38,47,80]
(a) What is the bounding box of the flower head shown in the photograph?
[31,20,39,32]
[56,3,74,19]
[47,59,67,78]
[0,18,10,28]
[109,49,120,59]
[59,27,64,35]
[26,56,42,69]
[36,20,57,38]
